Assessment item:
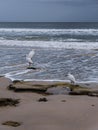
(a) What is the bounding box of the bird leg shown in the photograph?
[29,62,32,67]
[71,80,75,85]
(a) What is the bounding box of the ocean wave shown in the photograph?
[0,40,98,50]
[0,28,98,36]
[0,28,98,42]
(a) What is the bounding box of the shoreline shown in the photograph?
[0,76,98,130]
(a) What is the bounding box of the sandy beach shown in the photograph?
[0,77,98,130]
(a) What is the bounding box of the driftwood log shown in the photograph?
[7,80,98,97]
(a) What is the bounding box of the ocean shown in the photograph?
[0,22,98,82]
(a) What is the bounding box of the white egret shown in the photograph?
[67,73,76,84]
[26,49,35,67]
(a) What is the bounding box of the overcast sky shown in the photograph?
[0,0,98,22]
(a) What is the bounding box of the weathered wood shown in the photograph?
[69,89,98,96]
[7,80,98,97]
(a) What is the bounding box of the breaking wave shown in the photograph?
[0,28,98,35]
[0,40,98,50]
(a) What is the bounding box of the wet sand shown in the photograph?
[0,77,98,130]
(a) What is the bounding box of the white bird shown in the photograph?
[26,49,35,67]
[67,73,76,84]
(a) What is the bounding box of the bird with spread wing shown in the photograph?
[26,49,35,67]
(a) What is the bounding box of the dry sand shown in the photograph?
[0,77,98,130]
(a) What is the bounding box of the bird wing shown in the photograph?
[26,57,33,63]
[27,50,35,59]
[70,75,76,82]
[68,74,76,82]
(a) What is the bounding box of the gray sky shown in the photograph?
[0,0,98,22]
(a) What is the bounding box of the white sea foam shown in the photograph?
[0,40,98,50]
[0,28,98,35]
[5,73,15,81]
[24,79,69,82]
[5,69,31,81]
[5,69,31,76]
[65,38,82,42]
[24,79,98,84]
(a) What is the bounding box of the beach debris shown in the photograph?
[69,91,89,95]
[2,121,21,127]
[46,86,70,95]
[38,97,48,102]
[13,80,22,84]
[91,104,95,107]
[7,80,98,97]
[27,66,37,70]
[8,80,49,93]
[88,92,98,97]
[69,89,98,97]
[61,100,66,102]
[0,98,20,107]
[8,84,47,93]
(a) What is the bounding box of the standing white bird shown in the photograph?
[67,73,76,84]
[26,49,35,67]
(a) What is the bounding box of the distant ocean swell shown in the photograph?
[0,28,98,42]
[0,28,98,50]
